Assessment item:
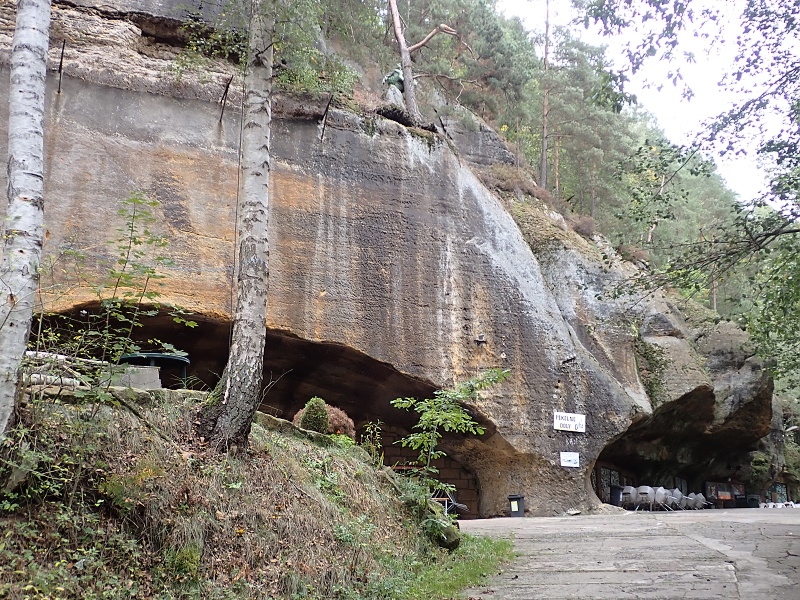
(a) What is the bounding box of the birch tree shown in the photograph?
[0,0,52,439]
[199,0,273,451]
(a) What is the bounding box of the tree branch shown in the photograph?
[408,24,458,54]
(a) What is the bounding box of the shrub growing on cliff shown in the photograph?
[293,400,356,438]
[392,369,510,474]
[326,405,356,438]
[296,397,330,434]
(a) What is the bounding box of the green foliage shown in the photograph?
[616,139,708,226]
[301,453,345,502]
[389,0,540,119]
[0,503,146,600]
[299,396,330,434]
[330,433,356,448]
[275,47,361,98]
[30,193,195,389]
[392,475,458,549]
[744,233,800,387]
[165,544,202,578]
[575,0,800,382]
[170,13,247,79]
[360,419,384,467]
[175,0,362,99]
[634,335,670,405]
[391,369,510,473]
[398,534,514,599]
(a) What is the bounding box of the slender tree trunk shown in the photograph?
[553,134,560,201]
[710,271,718,311]
[0,0,51,439]
[200,0,272,451]
[388,0,423,124]
[646,221,658,244]
[539,0,551,190]
[646,173,667,244]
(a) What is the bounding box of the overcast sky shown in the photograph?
[495,0,769,202]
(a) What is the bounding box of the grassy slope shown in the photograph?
[0,390,512,599]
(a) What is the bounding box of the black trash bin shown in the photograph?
[609,484,624,507]
[734,494,748,508]
[747,494,761,508]
[508,494,525,517]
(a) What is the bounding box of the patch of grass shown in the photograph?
[398,534,515,599]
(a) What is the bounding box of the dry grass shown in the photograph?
[566,213,598,239]
[475,163,550,202]
[616,244,650,264]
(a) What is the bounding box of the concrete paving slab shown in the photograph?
[460,509,800,599]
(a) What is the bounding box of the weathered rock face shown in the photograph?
[0,1,777,515]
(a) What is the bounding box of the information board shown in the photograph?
[560,452,580,467]
[553,411,586,432]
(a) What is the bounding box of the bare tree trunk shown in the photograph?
[710,272,718,311]
[200,0,272,451]
[646,221,658,244]
[645,173,667,244]
[539,0,551,190]
[0,0,51,439]
[553,134,560,201]
[388,0,422,124]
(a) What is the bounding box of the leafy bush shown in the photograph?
[391,369,510,473]
[391,370,509,549]
[297,397,329,434]
[293,400,355,438]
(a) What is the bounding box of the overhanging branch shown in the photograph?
[408,24,458,54]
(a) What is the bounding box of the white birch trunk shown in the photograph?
[204,0,272,449]
[0,0,51,439]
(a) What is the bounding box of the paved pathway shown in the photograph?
[460,509,800,599]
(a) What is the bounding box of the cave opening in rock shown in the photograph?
[591,385,771,505]
[38,303,484,516]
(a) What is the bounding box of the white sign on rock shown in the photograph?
[553,411,586,432]
[560,452,580,468]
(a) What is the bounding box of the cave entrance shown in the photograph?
[592,388,718,499]
[39,304,483,517]
[592,385,764,504]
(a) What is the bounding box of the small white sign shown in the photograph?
[553,411,586,432]
[560,452,580,468]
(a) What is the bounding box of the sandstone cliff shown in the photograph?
[0,0,776,516]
